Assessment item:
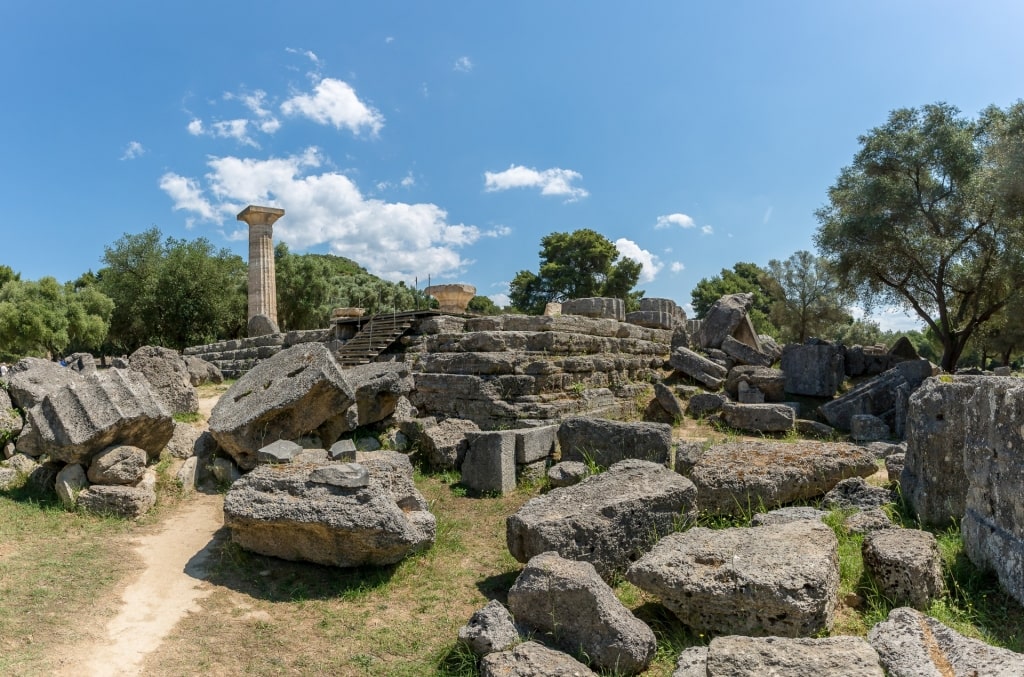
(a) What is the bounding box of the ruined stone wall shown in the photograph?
[184,329,331,378]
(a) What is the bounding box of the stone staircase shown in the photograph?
[334,315,416,367]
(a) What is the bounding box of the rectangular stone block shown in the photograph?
[462,431,517,495]
[515,425,558,464]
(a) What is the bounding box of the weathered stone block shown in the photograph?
[863,529,944,610]
[720,402,794,432]
[461,430,517,495]
[557,417,672,468]
[850,414,890,442]
[699,636,884,677]
[514,425,557,464]
[670,347,727,389]
[781,342,845,397]
[721,335,773,367]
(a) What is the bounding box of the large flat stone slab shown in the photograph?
[688,440,878,516]
[557,417,672,468]
[627,520,839,637]
[507,459,697,580]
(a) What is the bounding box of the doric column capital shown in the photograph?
[237,205,285,228]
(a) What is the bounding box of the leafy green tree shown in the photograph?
[0,276,113,358]
[815,102,1024,371]
[467,295,501,315]
[0,265,20,288]
[763,251,852,343]
[690,262,777,335]
[99,228,247,351]
[509,229,643,314]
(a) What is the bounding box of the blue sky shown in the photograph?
[3,2,1023,330]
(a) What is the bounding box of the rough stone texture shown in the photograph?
[462,430,517,495]
[686,392,728,418]
[508,552,656,674]
[885,453,905,484]
[223,454,435,567]
[416,418,480,471]
[457,600,519,656]
[248,314,280,337]
[7,356,83,409]
[725,365,786,402]
[670,347,728,389]
[721,335,773,367]
[546,460,589,487]
[310,463,370,488]
[183,355,223,386]
[0,388,22,441]
[77,481,157,518]
[17,369,173,464]
[211,456,242,486]
[781,341,845,397]
[128,345,199,415]
[654,382,686,420]
[851,414,890,442]
[697,635,884,677]
[845,508,895,534]
[863,440,905,459]
[796,419,836,438]
[689,441,878,516]
[720,402,794,432]
[820,359,933,436]
[561,296,625,322]
[209,343,356,471]
[625,309,674,330]
[673,441,705,477]
[868,606,1024,677]
[336,362,415,433]
[673,646,710,677]
[823,477,895,511]
[515,425,557,464]
[164,422,203,459]
[87,444,148,485]
[627,520,839,637]
[889,336,920,361]
[751,506,828,527]
[257,439,303,464]
[175,456,199,493]
[863,529,944,610]
[557,417,672,468]
[65,352,98,375]
[328,439,357,461]
[508,459,697,580]
[55,463,88,508]
[480,641,596,677]
[695,293,755,351]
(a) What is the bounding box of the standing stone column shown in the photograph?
[237,205,285,337]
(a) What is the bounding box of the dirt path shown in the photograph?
[71,492,225,677]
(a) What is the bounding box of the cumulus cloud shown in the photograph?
[701,225,714,235]
[614,238,662,283]
[670,261,685,273]
[489,293,510,307]
[484,225,512,237]
[285,47,321,65]
[454,56,473,72]
[160,147,500,281]
[655,213,695,229]
[484,164,589,201]
[281,78,384,135]
[225,89,281,134]
[400,173,416,188]
[187,119,204,135]
[121,141,145,160]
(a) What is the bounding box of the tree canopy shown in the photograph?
[509,229,643,315]
[763,251,852,343]
[98,228,247,352]
[0,275,113,359]
[690,262,776,335]
[815,102,1024,371]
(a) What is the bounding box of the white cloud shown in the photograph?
[484,225,512,237]
[614,238,662,283]
[454,56,473,72]
[763,206,773,224]
[484,164,589,201]
[285,47,321,65]
[121,140,145,160]
[670,261,685,273]
[701,225,714,235]
[281,78,384,135]
[211,119,258,147]
[489,293,510,307]
[160,147,483,281]
[655,213,695,229]
[400,173,416,188]
[385,36,395,44]
[187,119,204,135]
[226,89,282,135]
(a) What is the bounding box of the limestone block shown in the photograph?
[686,392,727,417]
[625,309,673,329]
[508,459,697,580]
[561,296,626,321]
[695,293,756,351]
[863,530,944,610]
[480,642,596,677]
[654,382,685,420]
[462,430,517,495]
[509,552,656,674]
[844,508,895,535]
[457,600,519,656]
[700,636,884,677]
[823,477,895,511]
[77,483,156,518]
[55,463,88,509]
[751,506,828,527]
[627,520,839,637]
[546,460,589,487]
[328,439,357,462]
[557,417,672,468]
[721,335,773,367]
[128,345,199,414]
[720,402,795,432]
[87,445,148,485]
[514,425,556,464]
[689,441,878,516]
[851,414,891,442]
[869,607,1024,676]
[781,342,845,397]
[257,439,302,464]
[7,357,84,409]
[820,359,933,435]
[670,347,728,389]
[417,418,479,470]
